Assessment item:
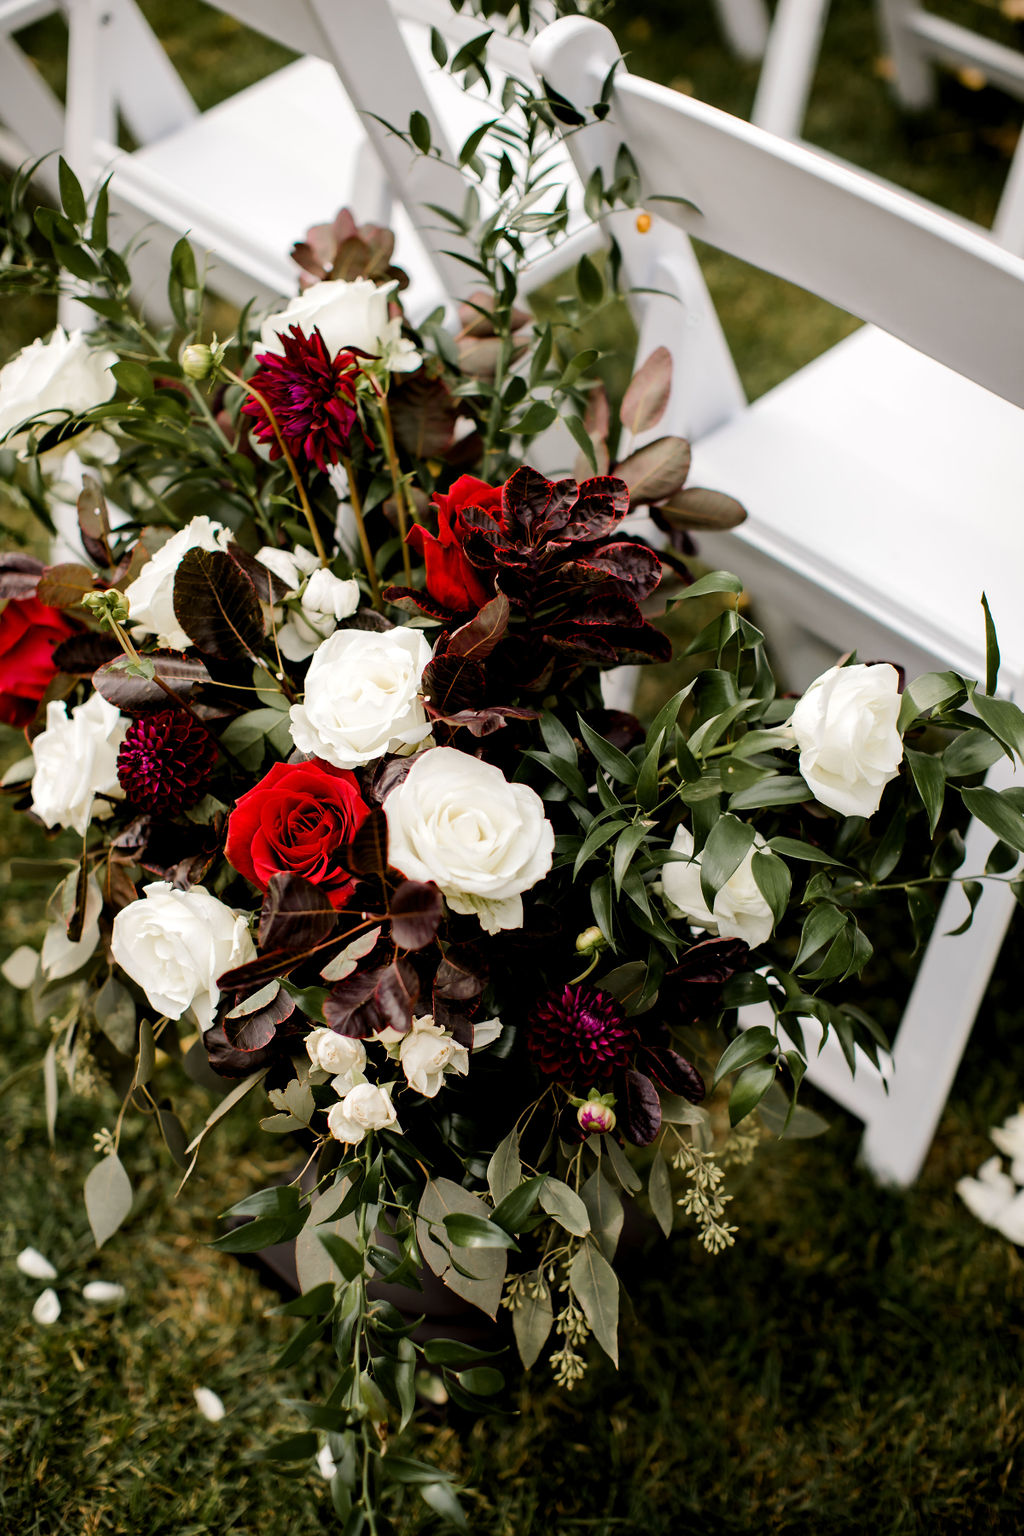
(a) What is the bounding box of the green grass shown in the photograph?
[4,1,1024,1531]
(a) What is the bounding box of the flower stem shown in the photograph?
[340,454,383,610]
[364,377,414,585]
[221,367,329,566]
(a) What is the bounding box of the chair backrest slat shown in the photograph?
[532,16,1024,410]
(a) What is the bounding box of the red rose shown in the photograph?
[225,759,370,909]
[407,474,503,613]
[0,595,76,728]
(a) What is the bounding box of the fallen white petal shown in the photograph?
[992,1190,1024,1245]
[82,1281,126,1304]
[991,1111,1024,1162]
[193,1386,226,1422]
[317,1443,337,1480]
[32,1288,61,1325]
[957,1159,1017,1227]
[2,946,39,989]
[16,1247,58,1281]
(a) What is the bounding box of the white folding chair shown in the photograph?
[0,0,67,193]
[751,0,1024,250]
[531,14,1024,1185]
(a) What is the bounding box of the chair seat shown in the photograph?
[691,325,1024,685]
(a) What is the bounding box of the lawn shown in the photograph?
[2,2,1024,1532]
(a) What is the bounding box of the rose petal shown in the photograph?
[17,1246,57,1281]
[32,1287,61,1325]
[193,1386,226,1422]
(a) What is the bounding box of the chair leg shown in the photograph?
[877,0,936,111]
[710,0,770,64]
[857,751,1020,1185]
[751,0,833,140]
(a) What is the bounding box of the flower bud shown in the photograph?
[577,1097,616,1135]
[180,343,215,381]
[574,925,606,955]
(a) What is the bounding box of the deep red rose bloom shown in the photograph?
[225,759,370,909]
[240,324,360,473]
[0,595,75,728]
[407,474,503,613]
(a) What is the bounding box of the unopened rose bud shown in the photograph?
[578,1100,616,1135]
[180,343,215,381]
[575,925,606,955]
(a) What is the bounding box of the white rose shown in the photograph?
[384,747,555,935]
[123,515,233,650]
[289,627,433,769]
[304,1026,367,1092]
[256,544,319,590]
[41,873,103,981]
[110,881,255,1032]
[0,326,117,453]
[31,693,128,836]
[259,277,421,373]
[663,826,775,949]
[278,566,361,663]
[327,1081,401,1144]
[400,1014,469,1098]
[789,662,903,818]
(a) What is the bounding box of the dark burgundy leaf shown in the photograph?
[620,346,672,437]
[390,881,442,950]
[578,542,663,600]
[501,466,557,540]
[67,856,90,945]
[223,986,296,1052]
[380,585,456,622]
[77,473,113,566]
[35,562,96,610]
[669,937,750,986]
[93,651,212,713]
[388,370,461,458]
[621,1069,662,1146]
[375,957,420,1033]
[432,952,483,1036]
[0,553,44,599]
[346,806,390,878]
[657,486,747,531]
[172,546,265,659]
[218,948,308,992]
[433,704,539,737]
[259,873,336,953]
[204,1021,278,1078]
[614,436,691,504]
[563,475,631,539]
[583,708,644,753]
[641,1046,706,1104]
[364,753,418,805]
[52,632,121,674]
[422,653,486,714]
[346,608,394,633]
[444,593,510,661]
[324,965,388,1036]
[227,542,291,605]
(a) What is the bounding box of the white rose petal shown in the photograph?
[16,1247,58,1281]
[41,873,103,981]
[256,544,319,590]
[259,278,421,373]
[0,326,117,453]
[472,1017,503,1052]
[302,567,360,625]
[991,1108,1024,1164]
[32,1288,61,1326]
[327,1081,401,1145]
[111,882,255,1032]
[789,662,903,818]
[82,1281,126,1304]
[957,1155,1018,1227]
[317,1442,337,1480]
[2,946,39,990]
[400,1015,469,1098]
[193,1386,226,1422]
[383,748,554,935]
[31,693,128,836]
[663,826,775,949]
[123,515,233,650]
[289,628,433,769]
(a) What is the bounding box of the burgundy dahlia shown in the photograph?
[241,324,360,472]
[116,710,218,814]
[528,984,639,1089]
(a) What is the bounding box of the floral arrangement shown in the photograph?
[4,40,1024,1528]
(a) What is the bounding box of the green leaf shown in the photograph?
[751,849,791,925]
[673,570,743,601]
[58,156,87,224]
[134,1017,155,1088]
[961,786,1024,855]
[538,1178,590,1237]
[982,592,1000,696]
[729,775,813,811]
[487,1128,521,1205]
[459,118,497,167]
[971,691,1024,762]
[516,400,559,436]
[648,1152,673,1237]
[905,748,945,836]
[569,1241,619,1365]
[581,1171,624,1260]
[318,1230,364,1282]
[613,821,650,895]
[84,1153,133,1249]
[171,235,198,289]
[512,1275,553,1369]
[443,1213,519,1251]
[419,1481,469,1533]
[729,1058,777,1125]
[564,411,598,473]
[713,1025,777,1089]
[898,670,965,730]
[575,252,604,307]
[111,360,154,398]
[263,1431,318,1463]
[945,879,984,936]
[794,904,846,971]
[90,178,110,247]
[869,805,906,883]
[700,814,755,908]
[409,110,432,154]
[943,729,1004,779]
[491,1175,547,1234]
[455,1366,504,1396]
[429,25,447,65]
[603,1133,641,1194]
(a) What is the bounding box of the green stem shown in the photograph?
[340,455,383,610]
[220,367,328,566]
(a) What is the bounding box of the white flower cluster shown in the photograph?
[957,1106,1024,1244]
[256,545,359,661]
[0,325,117,454]
[16,1245,126,1328]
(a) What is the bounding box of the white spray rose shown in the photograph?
[304,1027,367,1092]
[123,515,232,650]
[110,882,255,1032]
[257,547,361,662]
[0,326,117,453]
[327,1081,401,1145]
[258,278,420,373]
[289,627,432,769]
[663,826,775,949]
[399,1015,469,1098]
[31,693,127,836]
[41,873,103,981]
[384,747,555,935]
[789,662,903,818]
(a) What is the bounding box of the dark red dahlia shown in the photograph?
[528,984,639,1089]
[116,710,218,814]
[241,324,360,472]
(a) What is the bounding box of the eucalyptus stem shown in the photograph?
[369,387,413,586]
[220,367,328,566]
[340,454,383,610]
